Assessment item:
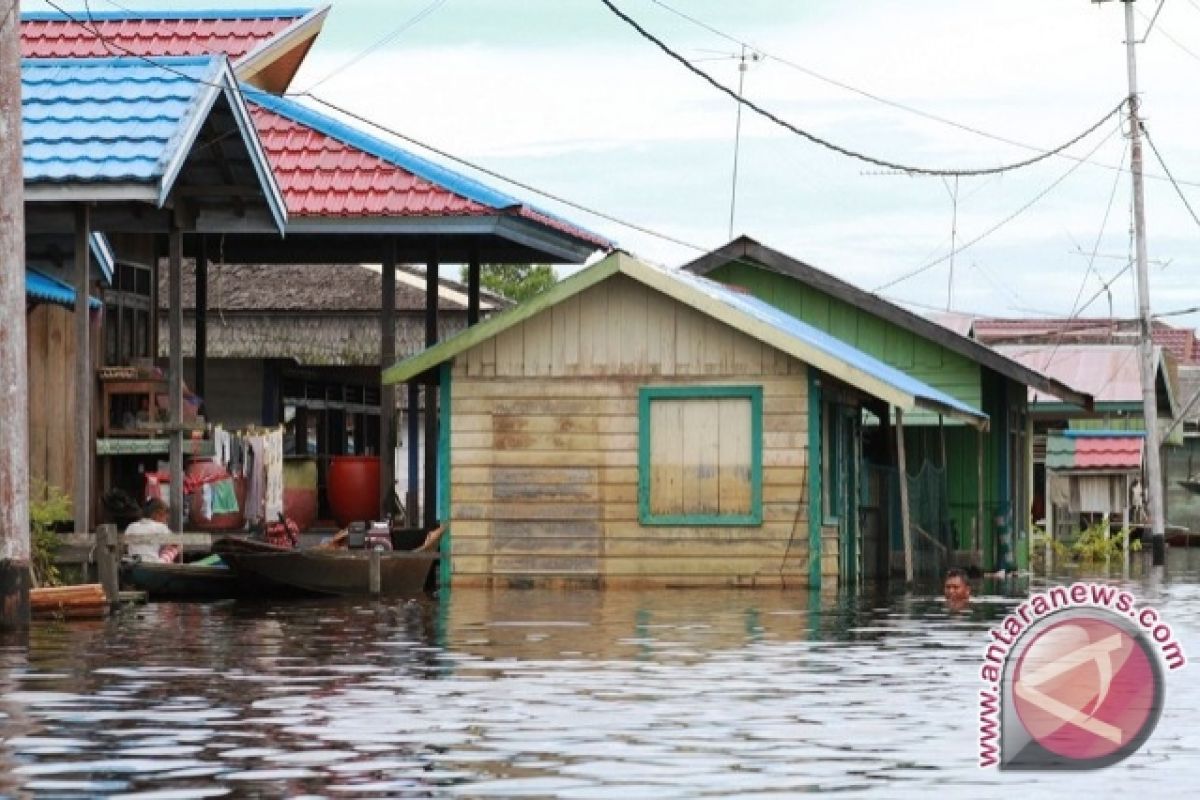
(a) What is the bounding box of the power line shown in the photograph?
[1141,123,1200,234]
[41,0,229,89]
[872,121,1123,292]
[299,0,449,94]
[601,0,1126,178]
[290,91,712,253]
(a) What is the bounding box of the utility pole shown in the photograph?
[0,0,32,628]
[1105,0,1166,565]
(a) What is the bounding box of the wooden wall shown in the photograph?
[447,274,825,588]
[27,303,78,501]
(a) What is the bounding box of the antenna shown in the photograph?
[728,46,761,240]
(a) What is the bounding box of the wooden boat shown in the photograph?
[212,537,437,597]
[121,559,241,600]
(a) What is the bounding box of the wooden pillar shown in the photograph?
[896,408,913,584]
[73,206,92,534]
[380,240,396,518]
[424,244,439,528]
[406,382,419,527]
[467,247,481,326]
[977,426,985,567]
[1123,475,1131,578]
[0,1,31,626]
[167,226,184,532]
[1045,469,1054,575]
[194,236,207,401]
[938,414,947,469]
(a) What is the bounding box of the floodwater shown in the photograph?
[2,554,1198,798]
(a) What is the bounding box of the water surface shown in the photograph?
[2,551,1198,797]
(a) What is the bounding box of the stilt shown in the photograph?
[194,236,207,402]
[380,239,396,518]
[424,244,439,529]
[977,426,985,568]
[406,382,419,527]
[74,206,92,534]
[896,408,913,583]
[168,226,184,532]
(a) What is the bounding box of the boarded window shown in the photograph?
[638,386,763,525]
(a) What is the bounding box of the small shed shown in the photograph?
[1044,431,1144,553]
[384,252,986,589]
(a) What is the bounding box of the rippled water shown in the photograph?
[2,551,1199,798]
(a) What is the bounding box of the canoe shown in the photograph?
[212,538,437,597]
[121,560,241,600]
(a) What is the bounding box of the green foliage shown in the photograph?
[1032,519,1140,571]
[462,264,557,303]
[30,481,72,588]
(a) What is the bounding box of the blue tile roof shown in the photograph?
[22,56,221,185]
[26,269,101,310]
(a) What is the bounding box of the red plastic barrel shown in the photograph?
[327,455,381,527]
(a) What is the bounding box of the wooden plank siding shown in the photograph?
[448,275,819,588]
[27,304,78,501]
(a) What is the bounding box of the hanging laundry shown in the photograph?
[211,478,239,515]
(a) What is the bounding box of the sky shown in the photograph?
[26,0,1200,328]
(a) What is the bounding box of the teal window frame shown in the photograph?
[637,385,764,526]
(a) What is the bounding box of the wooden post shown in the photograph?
[194,236,207,401]
[74,206,92,535]
[0,4,31,628]
[167,226,184,532]
[95,523,119,606]
[406,383,419,527]
[1045,470,1054,575]
[368,546,381,595]
[977,426,985,567]
[467,247,481,326]
[938,414,947,469]
[896,408,913,583]
[424,245,439,529]
[379,239,396,519]
[1123,475,1131,578]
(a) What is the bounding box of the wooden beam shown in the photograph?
[896,408,913,584]
[424,242,439,529]
[194,236,207,400]
[977,426,985,567]
[168,225,184,532]
[73,205,91,534]
[468,246,481,326]
[380,239,396,519]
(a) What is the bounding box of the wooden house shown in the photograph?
[682,238,1094,573]
[383,252,986,589]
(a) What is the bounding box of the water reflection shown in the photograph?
[0,552,1196,797]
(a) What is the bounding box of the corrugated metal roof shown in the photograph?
[994,344,1154,405]
[974,317,1200,365]
[1046,431,1143,471]
[26,269,101,310]
[22,56,217,184]
[21,9,309,59]
[243,89,612,248]
[384,252,987,426]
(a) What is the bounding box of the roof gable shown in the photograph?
[683,237,1093,410]
[384,252,987,426]
[22,55,286,233]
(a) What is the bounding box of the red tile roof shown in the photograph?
[21,14,304,60]
[973,317,1200,365]
[250,103,495,218]
[1074,435,1144,470]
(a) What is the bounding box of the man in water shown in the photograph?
[943,567,971,610]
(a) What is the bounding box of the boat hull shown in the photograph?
[122,561,241,600]
[217,548,437,597]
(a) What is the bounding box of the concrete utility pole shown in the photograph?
[1117,0,1167,566]
[0,0,32,628]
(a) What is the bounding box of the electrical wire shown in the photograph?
[1142,123,1200,234]
[299,0,449,94]
[42,0,229,89]
[872,121,1123,292]
[601,0,1127,178]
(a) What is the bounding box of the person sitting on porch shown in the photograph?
[124,499,182,563]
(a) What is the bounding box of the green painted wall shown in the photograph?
[708,262,983,413]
